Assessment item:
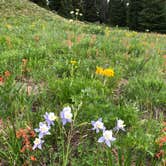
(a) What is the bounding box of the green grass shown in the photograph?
[0,0,166,165]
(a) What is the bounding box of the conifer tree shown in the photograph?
[127,0,142,30]
[138,0,166,33]
[83,0,98,22]
[108,0,127,26]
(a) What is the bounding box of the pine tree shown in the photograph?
[96,0,109,23]
[48,0,61,11]
[83,0,98,22]
[127,0,142,30]
[108,0,127,26]
[138,0,166,33]
[30,0,47,7]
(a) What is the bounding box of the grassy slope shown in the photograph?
[0,0,166,165]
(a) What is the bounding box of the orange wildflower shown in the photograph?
[22,59,28,66]
[30,156,37,161]
[34,35,40,42]
[66,39,73,49]
[158,136,166,147]
[162,128,166,132]
[16,127,36,153]
[29,130,36,138]
[163,122,166,126]
[156,150,164,159]
[4,70,11,77]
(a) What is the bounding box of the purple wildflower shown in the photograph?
[91,118,105,133]
[32,138,44,150]
[44,112,57,126]
[98,130,116,147]
[60,106,73,125]
[35,122,51,138]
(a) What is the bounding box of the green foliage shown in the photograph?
[0,0,166,165]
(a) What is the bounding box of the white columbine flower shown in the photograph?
[91,118,105,133]
[44,112,57,126]
[32,138,44,150]
[114,119,126,131]
[98,130,116,147]
[60,106,73,125]
[35,122,51,138]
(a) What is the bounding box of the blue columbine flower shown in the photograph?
[35,122,51,138]
[60,106,73,125]
[44,112,57,126]
[91,118,105,133]
[98,130,116,147]
[32,138,44,150]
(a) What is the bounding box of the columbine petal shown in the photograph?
[105,140,111,147]
[98,137,105,143]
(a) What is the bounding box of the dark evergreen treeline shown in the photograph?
[30,0,166,33]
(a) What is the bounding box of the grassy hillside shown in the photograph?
[0,0,166,165]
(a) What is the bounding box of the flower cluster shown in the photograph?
[70,9,83,17]
[96,67,114,77]
[33,112,57,150]
[33,106,73,150]
[91,118,125,147]
[16,127,36,153]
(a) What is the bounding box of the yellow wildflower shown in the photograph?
[103,69,114,77]
[96,67,104,75]
[71,60,77,65]
[96,67,114,77]
[6,24,12,30]
[104,27,111,38]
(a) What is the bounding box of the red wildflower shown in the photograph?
[0,76,4,82]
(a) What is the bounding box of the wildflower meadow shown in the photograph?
[0,0,166,165]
